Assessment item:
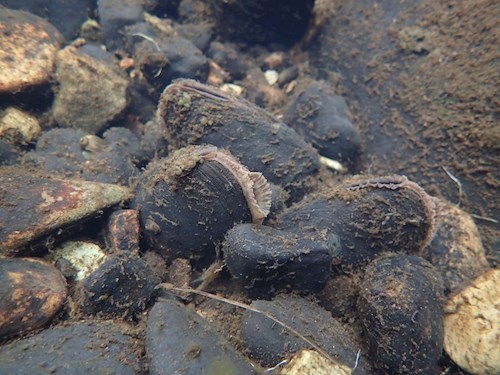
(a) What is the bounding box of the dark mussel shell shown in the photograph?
[157,79,320,203]
[223,223,333,295]
[132,145,271,262]
[358,254,444,374]
[278,175,437,272]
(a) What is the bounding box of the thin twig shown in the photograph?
[352,349,361,370]
[470,214,498,224]
[442,166,463,204]
[156,283,336,364]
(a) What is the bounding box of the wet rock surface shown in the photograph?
[0,258,66,337]
[0,321,142,374]
[0,7,63,94]
[146,299,258,374]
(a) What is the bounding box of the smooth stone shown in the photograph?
[0,7,63,93]
[146,299,258,374]
[444,269,500,375]
[0,107,41,145]
[0,167,131,255]
[53,46,128,134]
[0,257,66,337]
[0,321,142,374]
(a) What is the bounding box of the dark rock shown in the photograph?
[146,299,258,374]
[210,0,315,46]
[177,23,213,53]
[223,224,332,296]
[144,0,181,18]
[0,321,142,374]
[0,0,95,40]
[0,139,18,166]
[106,209,140,254]
[139,119,169,162]
[0,258,66,337]
[158,79,320,203]
[0,167,131,255]
[97,0,144,50]
[278,175,437,273]
[24,128,88,176]
[358,254,444,375]
[284,81,361,165]
[241,294,370,373]
[78,254,160,318]
[207,41,246,80]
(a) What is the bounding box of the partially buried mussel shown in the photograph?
[132,145,272,262]
[157,79,320,203]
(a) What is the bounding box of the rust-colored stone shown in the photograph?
[106,209,140,254]
[0,257,67,337]
[0,8,63,93]
[0,167,132,255]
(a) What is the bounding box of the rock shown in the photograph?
[0,0,96,40]
[358,254,444,374]
[443,269,499,375]
[176,23,213,53]
[48,240,108,281]
[78,254,160,318]
[106,209,140,254]
[0,7,63,94]
[210,0,315,46]
[97,0,144,50]
[241,294,370,373]
[207,41,246,80]
[0,257,66,337]
[421,199,491,294]
[281,349,354,375]
[0,321,142,374]
[53,46,129,134]
[0,139,19,166]
[0,107,41,145]
[139,119,169,162]
[283,81,361,165]
[0,167,131,255]
[146,299,258,374]
[23,128,88,176]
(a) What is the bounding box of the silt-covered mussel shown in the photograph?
[132,145,272,262]
[157,79,320,203]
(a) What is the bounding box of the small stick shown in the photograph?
[352,349,361,370]
[442,166,464,203]
[470,214,498,224]
[156,283,336,364]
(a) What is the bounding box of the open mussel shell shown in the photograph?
[157,79,320,203]
[358,254,444,374]
[132,145,271,262]
[223,223,333,295]
[278,175,437,272]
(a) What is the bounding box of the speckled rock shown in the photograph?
[0,321,142,374]
[0,167,131,255]
[0,7,63,94]
[146,299,258,374]
[0,107,41,145]
[53,46,129,134]
[444,269,499,375]
[0,257,67,337]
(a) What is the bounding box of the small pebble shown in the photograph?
[0,258,66,337]
[0,108,41,145]
[264,69,279,86]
